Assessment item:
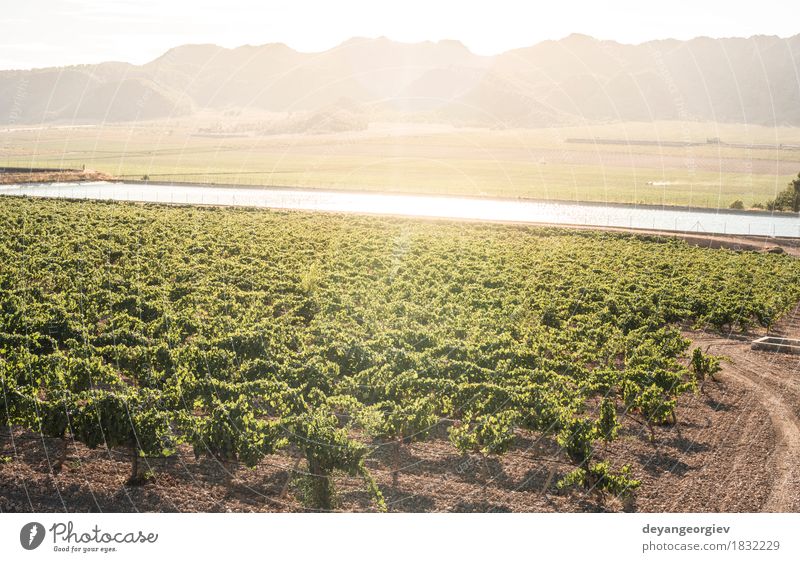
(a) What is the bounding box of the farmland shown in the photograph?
[3,119,800,208]
[2,196,800,512]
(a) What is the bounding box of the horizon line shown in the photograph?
[2,31,799,73]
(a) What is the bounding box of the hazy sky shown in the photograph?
[1,0,797,70]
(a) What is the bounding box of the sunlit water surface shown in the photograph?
[2,181,799,238]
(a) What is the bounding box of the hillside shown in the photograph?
[1,34,799,126]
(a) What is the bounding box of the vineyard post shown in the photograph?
[52,429,69,473]
[480,452,491,501]
[128,446,147,486]
[306,451,333,511]
[279,456,303,499]
[672,410,682,439]
[541,463,557,495]
[392,436,402,487]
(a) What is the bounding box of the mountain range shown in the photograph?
[2,33,799,127]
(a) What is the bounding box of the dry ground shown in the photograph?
[0,169,113,185]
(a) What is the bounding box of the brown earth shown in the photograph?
[683,305,800,512]
[0,170,114,185]
[511,224,800,257]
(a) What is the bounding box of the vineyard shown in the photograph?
[2,196,800,512]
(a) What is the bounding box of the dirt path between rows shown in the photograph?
[686,305,800,512]
[533,224,800,257]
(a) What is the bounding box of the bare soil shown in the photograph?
[0,170,114,185]
[684,305,800,512]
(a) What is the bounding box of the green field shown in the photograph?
[3,196,800,510]
[4,119,800,208]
